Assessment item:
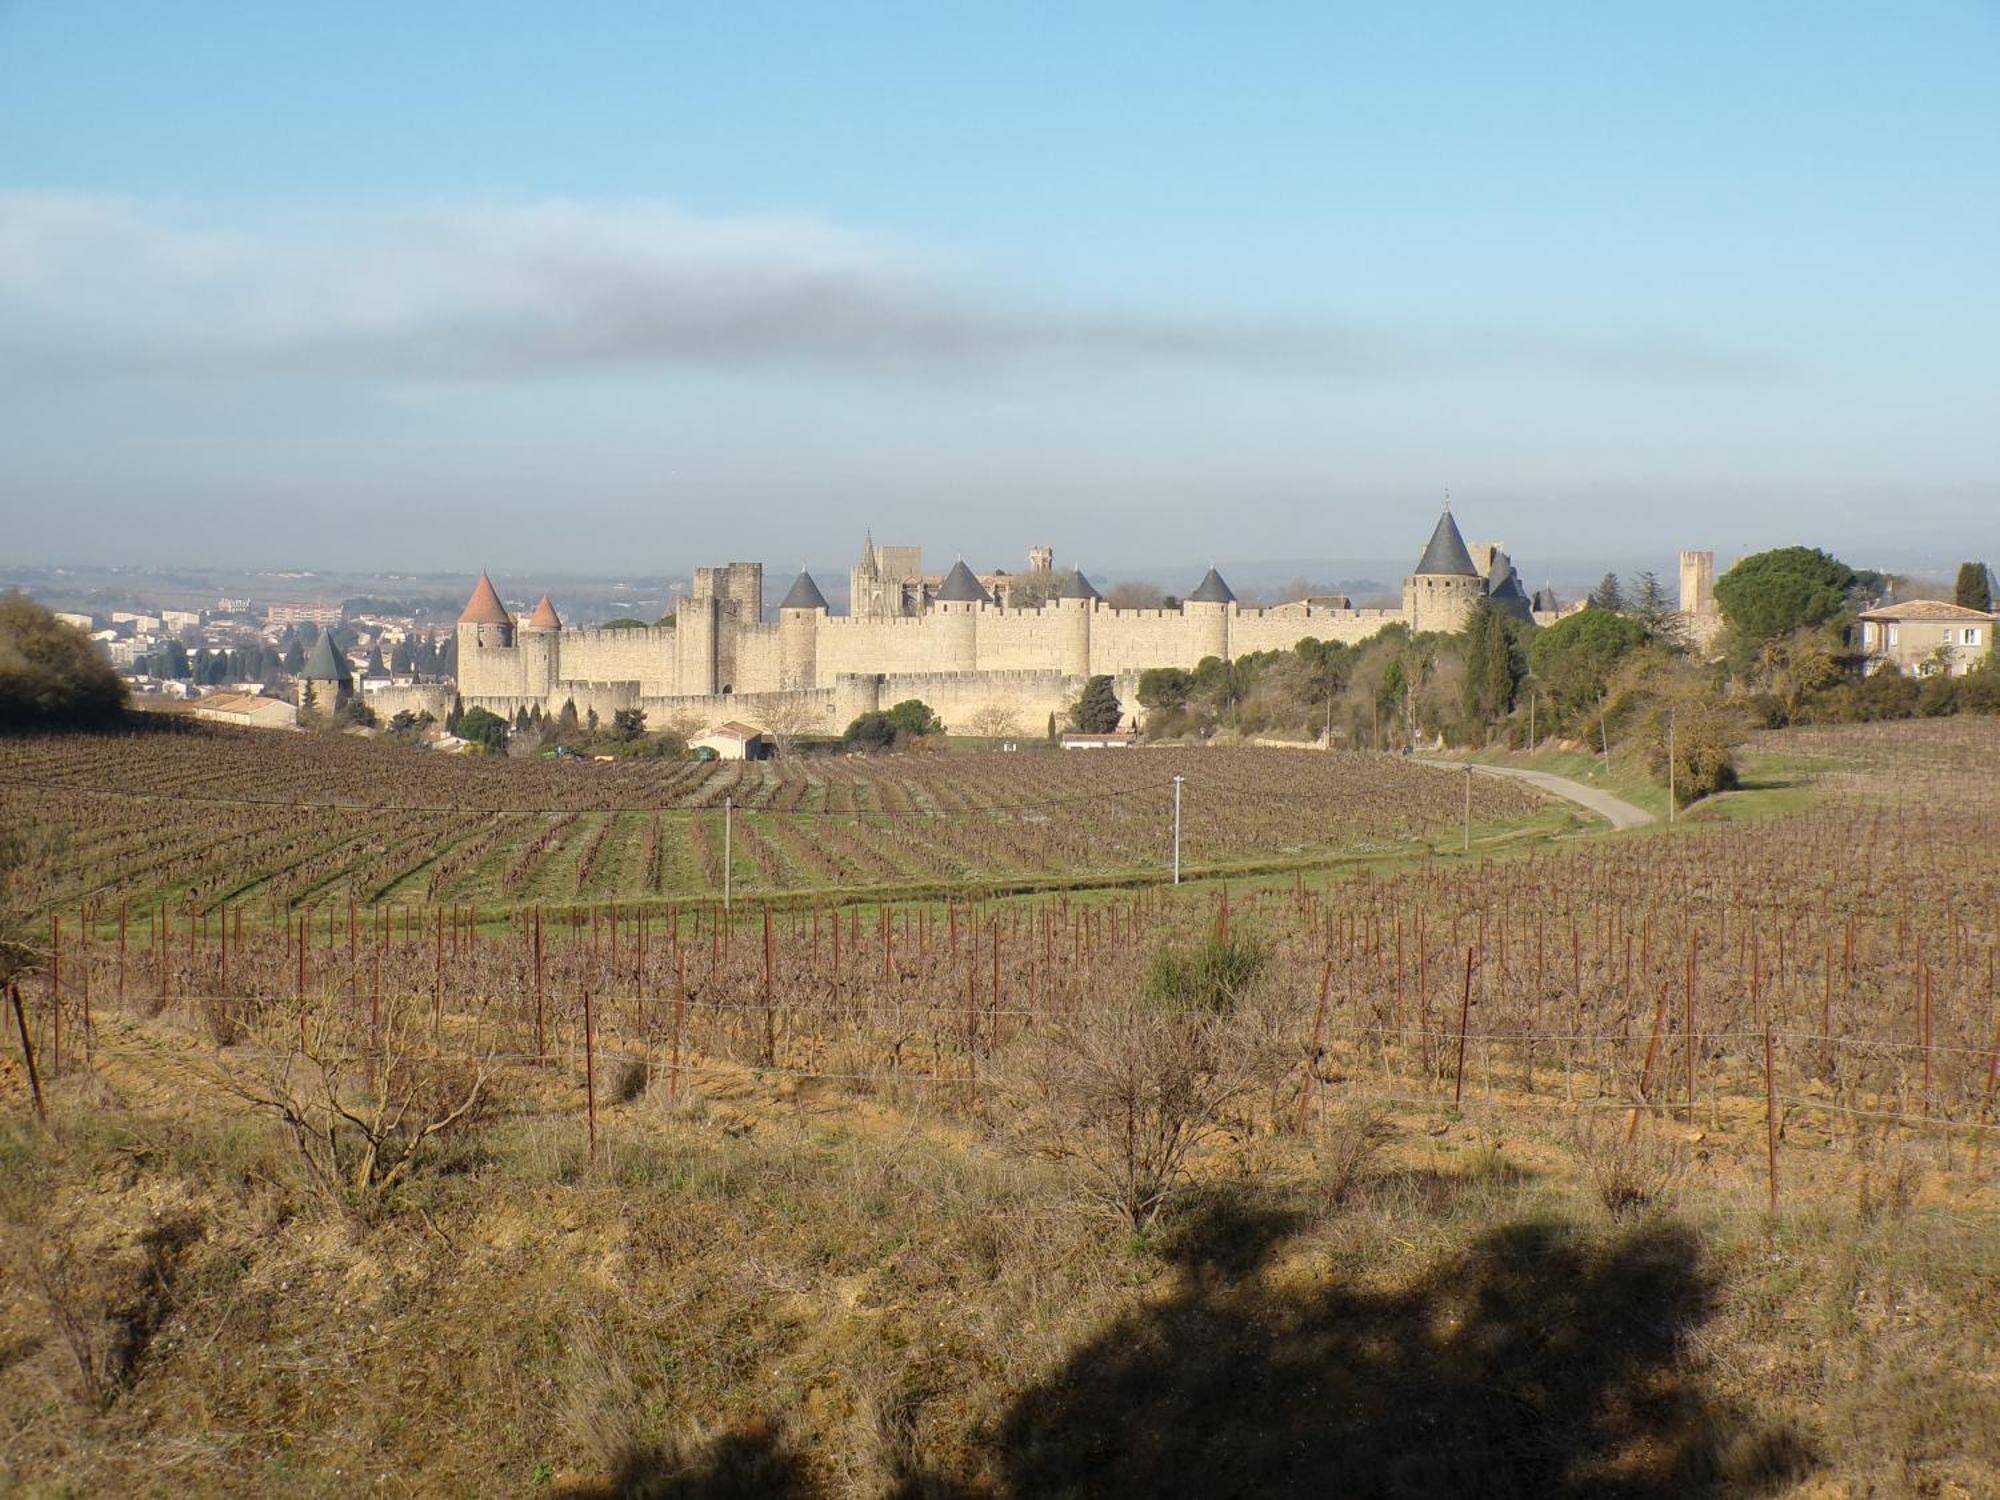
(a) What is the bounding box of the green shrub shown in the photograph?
[1144,932,1268,1015]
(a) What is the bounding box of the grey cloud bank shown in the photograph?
[0,192,1762,384]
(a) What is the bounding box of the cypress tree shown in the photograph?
[1066,675,1123,733]
[1955,562,1992,613]
[1460,603,1521,727]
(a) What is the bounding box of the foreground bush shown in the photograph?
[0,592,127,732]
[1001,932,1286,1227]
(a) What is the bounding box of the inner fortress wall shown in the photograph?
[728,623,784,694]
[815,614,953,677]
[969,607,1083,672]
[1227,606,1403,655]
[556,626,681,697]
[1086,607,1206,677]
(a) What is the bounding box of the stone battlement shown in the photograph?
[448,507,1637,737]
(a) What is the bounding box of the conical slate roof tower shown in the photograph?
[780,570,829,610]
[1059,568,1101,602]
[1414,508,1479,577]
[935,559,990,603]
[301,630,351,684]
[1187,566,1237,604]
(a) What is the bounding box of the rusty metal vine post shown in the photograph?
[1763,1021,1779,1214]
[1453,945,1474,1106]
[9,982,45,1122]
[762,903,776,1066]
[1973,1014,2000,1171]
[673,942,690,1100]
[533,904,546,1061]
[582,986,598,1159]
[1685,933,1699,1123]
[1629,980,1671,1145]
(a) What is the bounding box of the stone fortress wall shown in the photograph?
[411,508,1707,739]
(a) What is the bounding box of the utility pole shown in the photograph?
[723,795,733,909]
[1171,774,1184,885]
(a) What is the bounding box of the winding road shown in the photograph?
[1418,759,1656,833]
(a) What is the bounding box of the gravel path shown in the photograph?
[1417,759,1656,832]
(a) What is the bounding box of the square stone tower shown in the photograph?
[1679,551,1716,617]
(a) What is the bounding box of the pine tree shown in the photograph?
[1955,562,1992,613]
[1589,573,1626,613]
[1631,571,1672,628]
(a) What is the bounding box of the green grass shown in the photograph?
[1459,741,1830,827]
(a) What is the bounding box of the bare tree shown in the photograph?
[995,946,1290,1228]
[964,702,1024,740]
[1105,581,1167,610]
[758,697,827,755]
[220,1012,495,1207]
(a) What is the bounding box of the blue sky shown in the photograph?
[1,1,1994,577]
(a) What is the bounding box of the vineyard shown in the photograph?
[3,718,1997,1494]
[0,720,1547,919]
[12,724,2000,1142]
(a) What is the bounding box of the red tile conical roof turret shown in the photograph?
[525,594,562,630]
[459,574,512,626]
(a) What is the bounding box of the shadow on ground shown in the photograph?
[566,1185,1810,1499]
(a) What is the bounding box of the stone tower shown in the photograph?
[933,559,988,671]
[1057,568,1099,678]
[1027,545,1054,575]
[1185,566,1235,663]
[777,569,828,690]
[518,594,562,701]
[297,628,353,712]
[1403,507,1485,634]
[1679,551,1716,618]
[455,574,515,699]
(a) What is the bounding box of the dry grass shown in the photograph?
[1,1043,1993,1497]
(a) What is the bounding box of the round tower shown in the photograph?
[1403,507,1485,635]
[455,573,515,698]
[777,569,828,690]
[1184,565,1235,663]
[933,560,988,671]
[1057,568,1099,678]
[296,628,354,712]
[518,594,562,701]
